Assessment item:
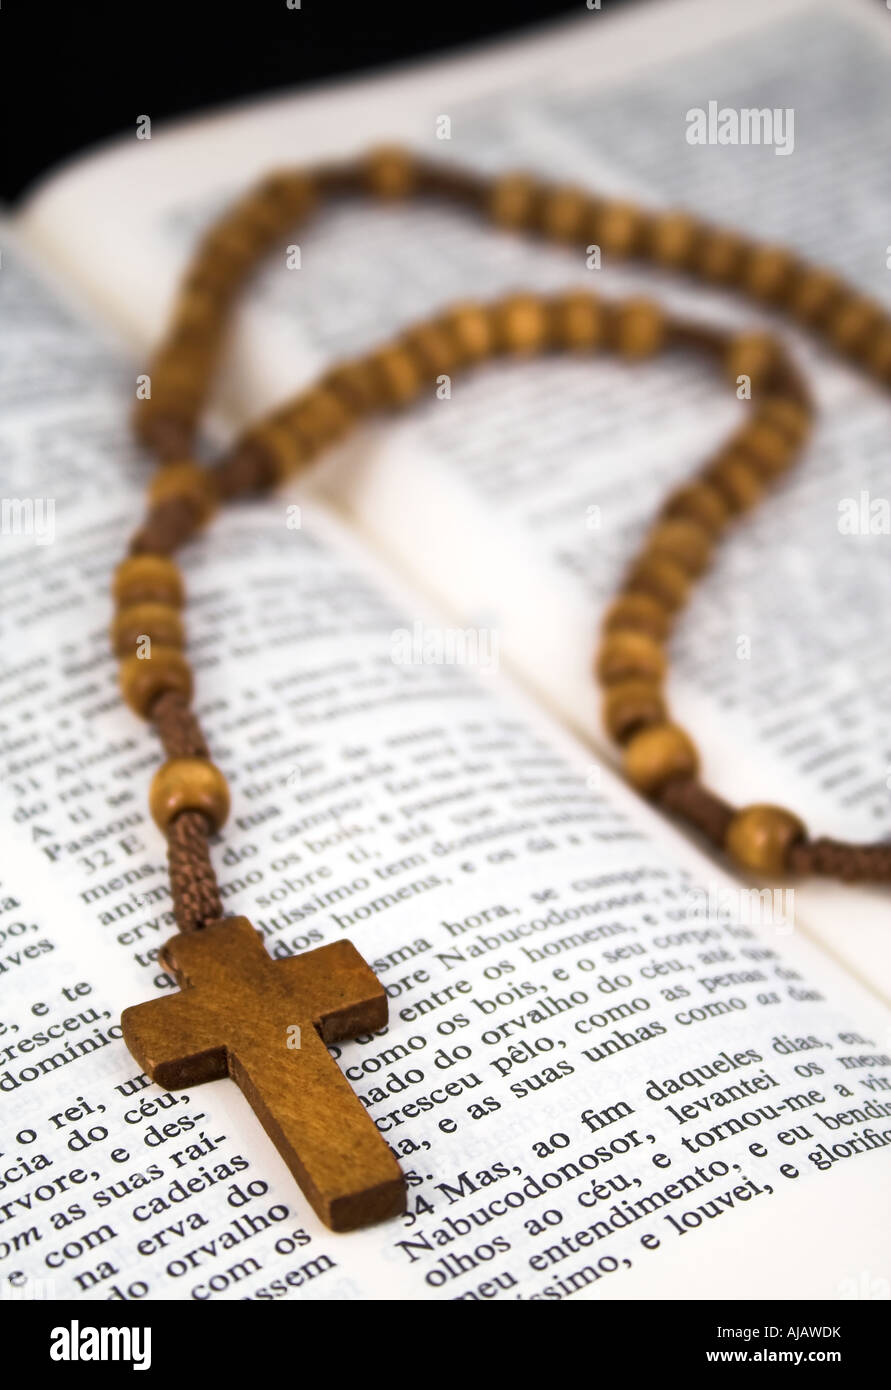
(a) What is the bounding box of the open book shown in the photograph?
[2,0,889,1302]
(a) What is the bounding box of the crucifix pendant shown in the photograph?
[121,918,406,1232]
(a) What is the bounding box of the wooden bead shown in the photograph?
[593,200,643,258]
[402,323,461,377]
[112,603,184,657]
[645,519,712,575]
[596,630,666,684]
[734,420,796,477]
[286,387,353,447]
[370,345,423,406]
[602,593,671,641]
[362,146,416,199]
[489,172,539,229]
[170,288,221,336]
[440,302,495,363]
[697,229,747,285]
[148,463,217,523]
[132,408,194,458]
[119,647,192,718]
[624,554,690,610]
[114,555,184,609]
[602,680,667,743]
[624,723,698,795]
[256,170,316,220]
[324,360,380,415]
[247,423,314,483]
[742,246,797,303]
[725,333,778,391]
[614,299,665,359]
[493,294,550,355]
[725,804,805,875]
[648,211,699,269]
[540,185,589,242]
[149,757,230,833]
[705,455,764,512]
[827,296,883,357]
[866,324,891,384]
[757,396,812,445]
[662,482,730,535]
[551,290,604,351]
[789,267,842,325]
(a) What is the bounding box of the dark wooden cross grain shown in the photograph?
[121,917,406,1231]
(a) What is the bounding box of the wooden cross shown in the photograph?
[121,917,405,1231]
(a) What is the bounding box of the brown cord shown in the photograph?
[167,810,224,932]
[657,777,735,848]
[152,691,211,759]
[788,837,891,883]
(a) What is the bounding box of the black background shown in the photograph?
[0,0,634,203]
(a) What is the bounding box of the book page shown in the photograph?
[1,229,890,1303]
[15,0,891,985]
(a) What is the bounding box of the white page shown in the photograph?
[2,228,891,1304]
[15,0,891,988]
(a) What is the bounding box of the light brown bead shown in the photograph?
[602,680,667,743]
[402,323,461,377]
[286,387,353,447]
[742,246,797,303]
[489,172,539,230]
[705,455,764,512]
[170,288,220,336]
[493,294,550,355]
[624,723,698,795]
[540,185,590,242]
[114,555,184,609]
[866,325,891,384]
[112,603,185,657]
[324,360,380,416]
[370,344,423,406]
[148,361,205,410]
[614,298,665,359]
[602,593,672,641]
[207,218,265,265]
[789,267,843,326]
[596,630,666,685]
[827,296,883,357]
[734,420,796,477]
[757,396,812,445]
[149,757,231,833]
[247,423,314,483]
[725,333,778,391]
[697,229,747,285]
[646,519,712,575]
[662,482,730,536]
[148,463,217,523]
[119,647,193,718]
[593,200,643,258]
[440,302,495,363]
[624,554,690,611]
[257,170,317,220]
[362,146,416,199]
[725,804,805,875]
[648,211,699,269]
[551,290,605,351]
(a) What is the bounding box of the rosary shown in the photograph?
[116,147,891,1231]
